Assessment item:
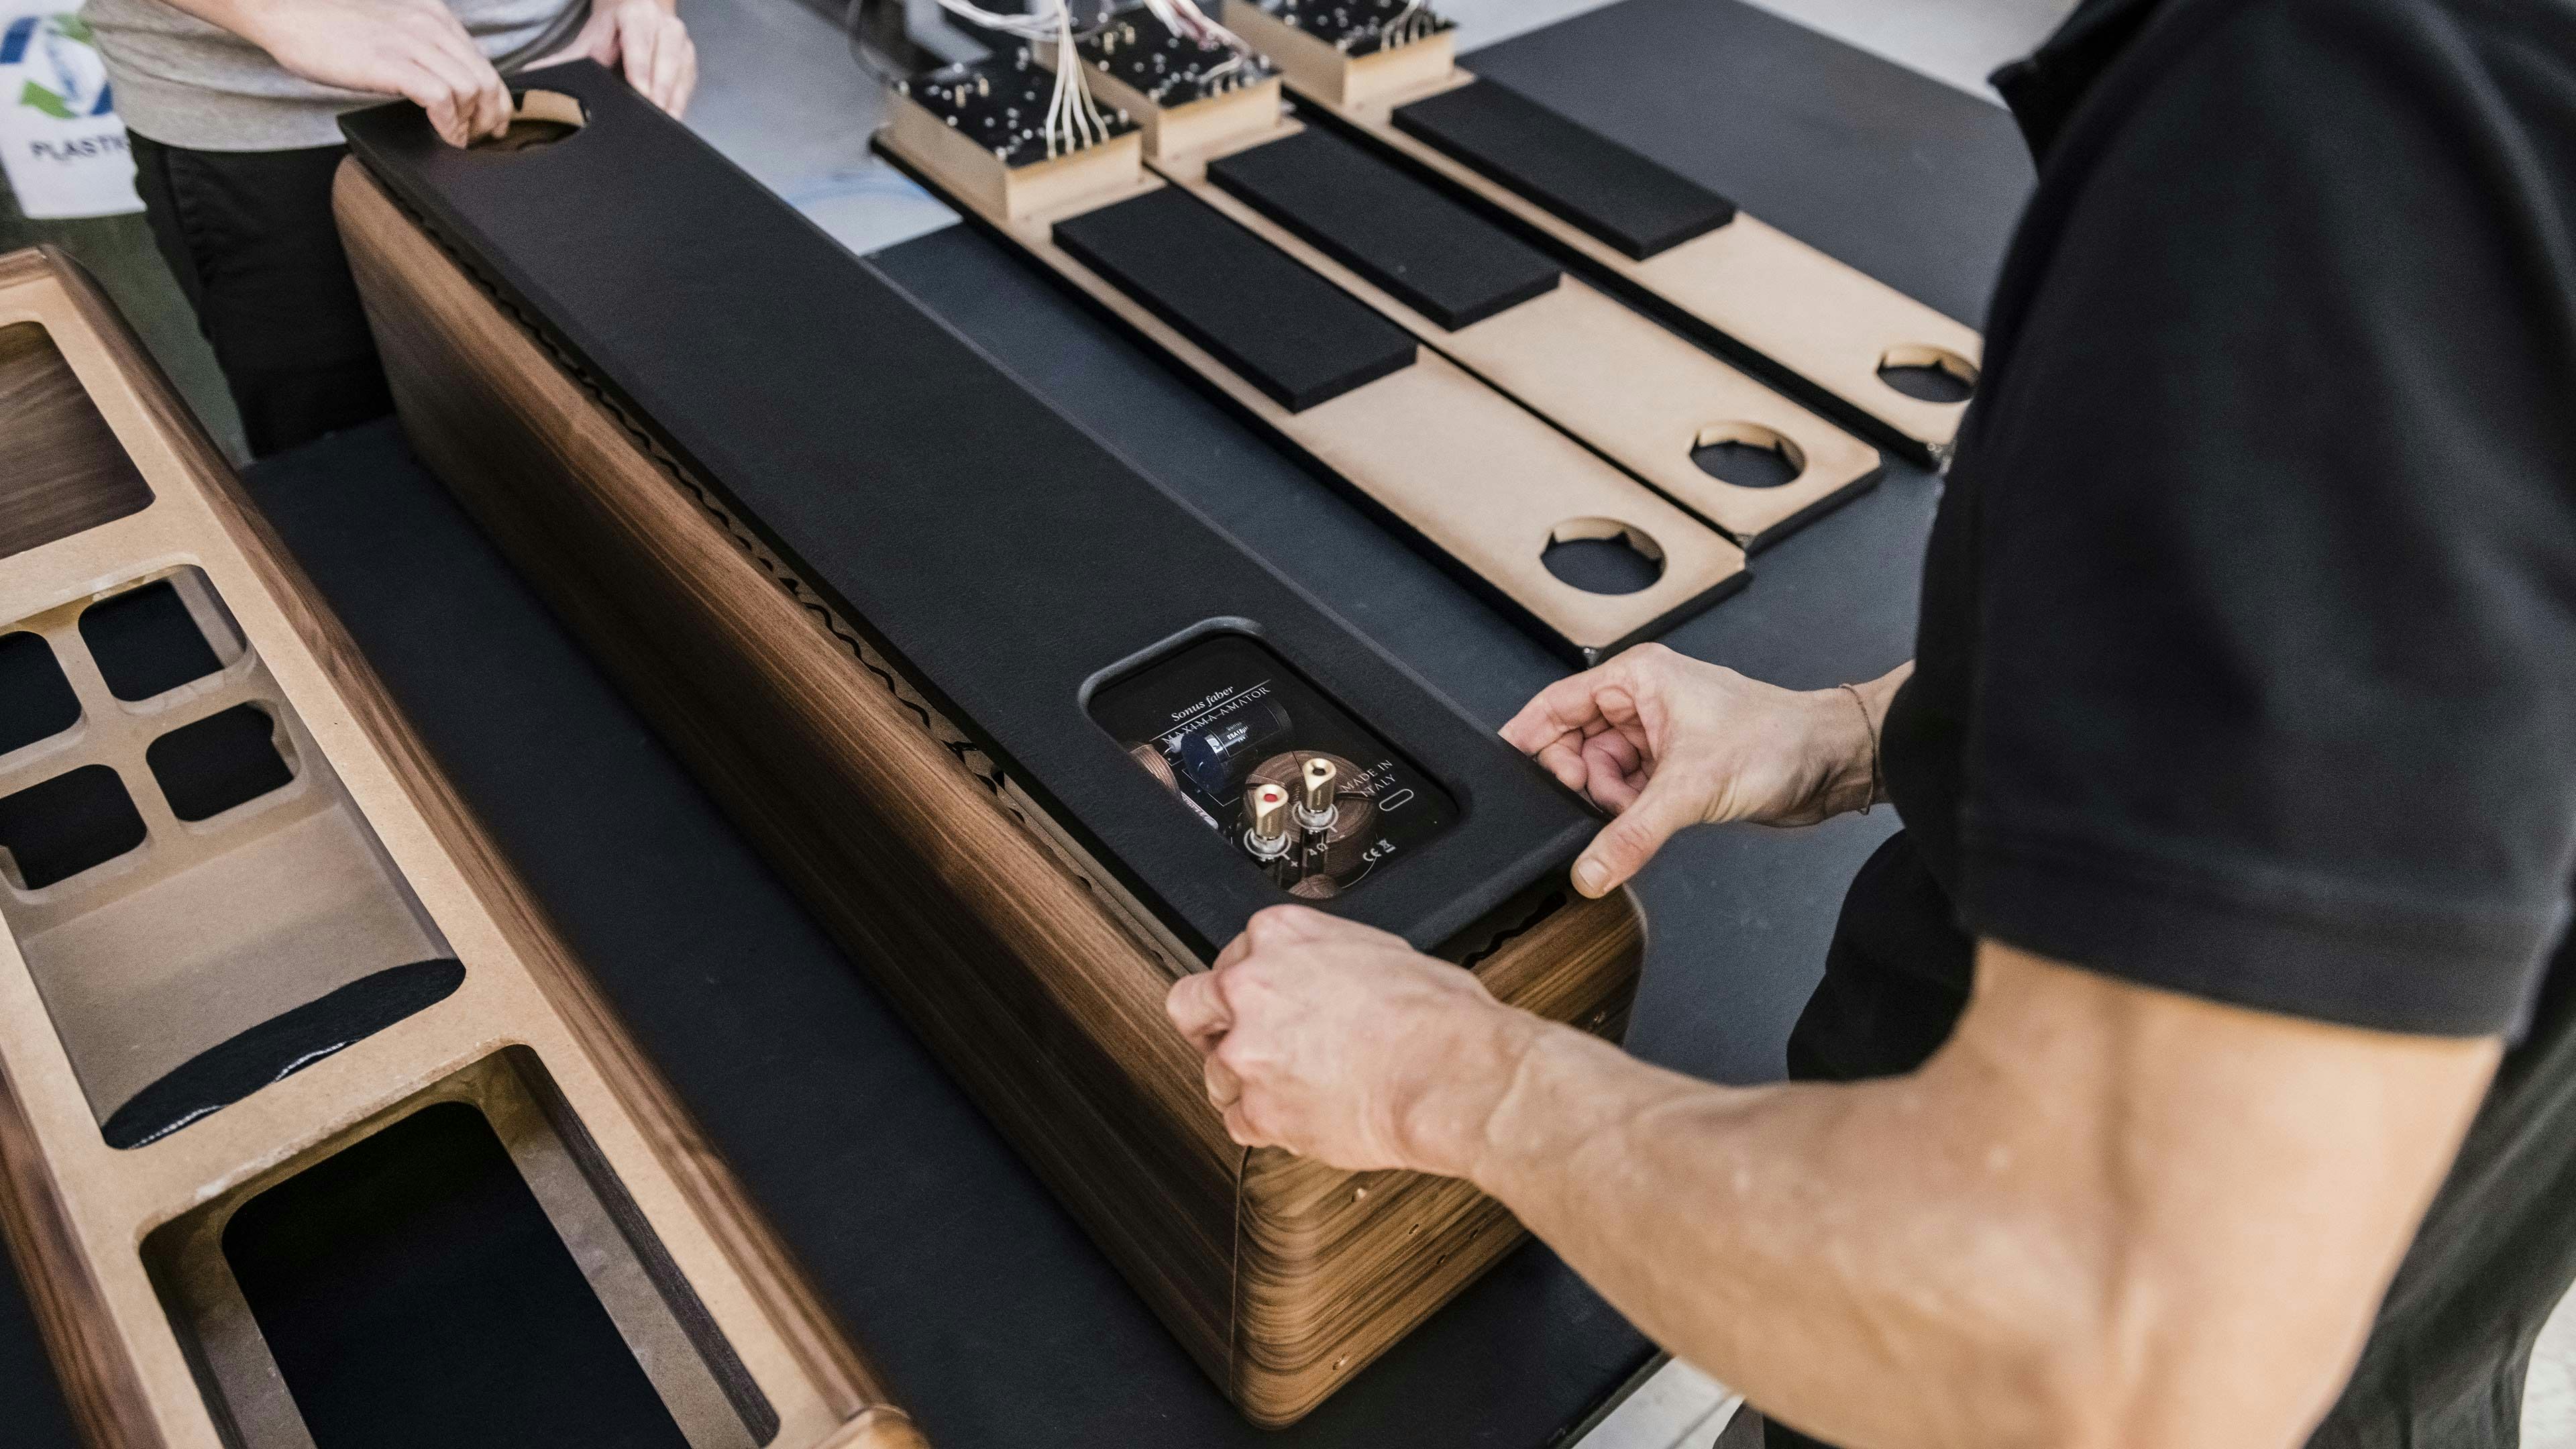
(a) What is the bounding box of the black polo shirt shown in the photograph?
[1782,0,2576,1444]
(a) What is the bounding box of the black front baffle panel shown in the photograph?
[339,63,1598,961]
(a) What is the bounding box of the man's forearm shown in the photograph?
[1435,944,2493,1449]
[1460,1028,2084,1447]
[1837,660,1911,812]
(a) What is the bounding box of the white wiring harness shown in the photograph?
[932,0,1118,156]
[1382,0,1440,48]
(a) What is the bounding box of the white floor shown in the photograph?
[671,1,2576,1444]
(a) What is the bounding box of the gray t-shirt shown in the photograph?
[85,0,582,151]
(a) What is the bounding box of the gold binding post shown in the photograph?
[1246,781,1293,859]
[1297,756,1339,832]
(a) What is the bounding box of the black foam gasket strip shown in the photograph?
[1051,185,1419,412]
[1391,79,1737,261]
[1205,128,1560,331]
[103,959,466,1149]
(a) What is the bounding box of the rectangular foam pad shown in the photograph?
[1052,185,1419,411]
[1391,79,1737,260]
[1205,128,1562,331]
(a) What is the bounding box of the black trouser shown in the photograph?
[129,134,391,459]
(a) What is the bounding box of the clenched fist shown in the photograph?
[1165,906,1542,1176]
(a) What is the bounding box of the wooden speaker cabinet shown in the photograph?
[0,248,925,1448]
[335,64,1645,1426]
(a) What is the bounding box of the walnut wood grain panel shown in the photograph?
[337,163,1646,1426]
[0,318,152,564]
[0,246,918,1449]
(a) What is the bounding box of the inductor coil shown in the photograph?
[1127,741,1181,794]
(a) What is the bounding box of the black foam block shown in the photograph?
[1391,79,1737,260]
[0,632,80,756]
[223,1100,694,1449]
[1051,185,1418,411]
[1206,129,1561,331]
[103,960,466,1149]
[1205,129,1561,330]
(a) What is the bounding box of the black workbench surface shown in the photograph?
[0,1,2032,1442]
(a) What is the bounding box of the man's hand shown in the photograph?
[541,0,696,117]
[232,0,511,147]
[1499,644,1909,898]
[1165,905,1540,1175]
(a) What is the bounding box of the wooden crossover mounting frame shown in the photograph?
[1016,21,1886,552]
[335,156,1646,1426]
[0,248,924,1449]
[1226,0,1985,467]
[879,64,1749,665]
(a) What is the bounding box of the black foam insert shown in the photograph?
[1051,185,1418,411]
[1391,79,1737,260]
[103,960,465,1149]
[146,703,293,822]
[0,632,80,755]
[78,579,223,702]
[223,1099,693,1449]
[1205,128,1560,331]
[0,764,145,889]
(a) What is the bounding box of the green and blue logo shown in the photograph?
[3,13,114,120]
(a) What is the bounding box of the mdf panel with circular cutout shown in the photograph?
[1224,0,1985,469]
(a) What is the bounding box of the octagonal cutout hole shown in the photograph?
[1542,519,1664,596]
[474,89,586,152]
[1691,423,1807,489]
[1876,345,1978,405]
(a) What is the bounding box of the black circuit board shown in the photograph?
[900,49,1138,168]
[1075,7,1274,108]
[1260,0,1452,56]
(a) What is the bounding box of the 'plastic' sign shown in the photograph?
[0,5,141,219]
